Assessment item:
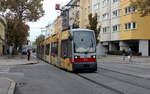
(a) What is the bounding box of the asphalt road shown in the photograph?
[1,58,150,94]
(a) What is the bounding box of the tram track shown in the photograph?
[98,67,150,80]
[76,73,124,94]
[98,67,150,90]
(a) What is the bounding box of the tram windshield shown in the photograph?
[73,31,96,53]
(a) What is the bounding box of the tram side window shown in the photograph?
[61,40,72,58]
[40,46,42,54]
[42,46,44,55]
[41,45,44,58]
[45,44,50,55]
[39,46,43,57]
[37,46,39,54]
[51,42,58,56]
[37,46,39,57]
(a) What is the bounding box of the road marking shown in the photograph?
[0,66,10,73]
[0,72,24,77]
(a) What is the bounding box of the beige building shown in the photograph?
[91,0,150,56]
[0,16,7,55]
[79,0,91,28]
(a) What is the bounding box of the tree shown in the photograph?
[35,34,45,45]
[0,0,44,21]
[0,0,44,54]
[131,0,150,17]
[5,15,30,54]
[6,14,30,45]
[87,13,101,44]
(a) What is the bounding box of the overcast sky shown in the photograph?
[28,0,70,42]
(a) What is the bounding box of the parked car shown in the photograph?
[22,49,27,55]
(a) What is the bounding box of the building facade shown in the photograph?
[67,0,80,28]
[79,0,91,28]
[91,0,150,56]
[0,16,7,55]
[64,0,91,29]
[47,16,62,37]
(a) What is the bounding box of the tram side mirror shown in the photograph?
[68,33,73,40]
[69,36,73,40]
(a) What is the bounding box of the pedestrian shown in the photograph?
[122,49,126,61]
[128,48,132,62]
[27,49,31,61]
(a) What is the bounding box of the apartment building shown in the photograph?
[120,0,150,56]
[0,15,7,55]
[61,0,91,29]
[91,0,150,56]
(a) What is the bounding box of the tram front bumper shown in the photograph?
[72,62,97,71]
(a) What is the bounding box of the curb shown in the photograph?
[1,78,16,94]
[0,60,39,66]
[7,78,16,94]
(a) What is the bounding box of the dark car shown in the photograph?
[22,49,27,55]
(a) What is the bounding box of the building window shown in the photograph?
[112,10,120,17]
[125,22,137,30]
[103,26,110,32]
[125,6,136,15]
[102,13,110,20]
[103,0,110,6]
[113,0,119,3]
[94,3,100,11]
[132,22,136,29]
[113,25,120,32]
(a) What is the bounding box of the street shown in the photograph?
[0,0,150,94]
[1,56,150,94]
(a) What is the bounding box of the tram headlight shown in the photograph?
[74,56,80,59]
[91,55,96,58]
[74,56,78,59]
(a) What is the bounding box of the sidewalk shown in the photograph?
[97,55,150,64]
[97,55,150,79]
[0,55,38,94]
[0,78,16,94]
[0,55,39,65]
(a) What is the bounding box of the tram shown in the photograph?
[37,29,97,72]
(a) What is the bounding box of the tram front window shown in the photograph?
[73,31,96,53]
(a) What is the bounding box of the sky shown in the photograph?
[28,0,70,42]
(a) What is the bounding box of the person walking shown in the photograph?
[122,49,126,61]
[27,49,31,61]
[128,48,132,62]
